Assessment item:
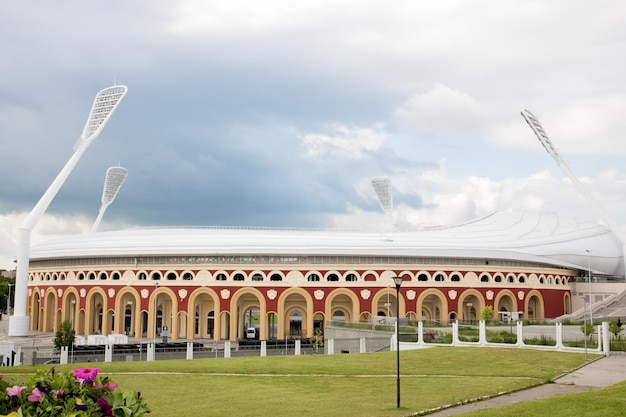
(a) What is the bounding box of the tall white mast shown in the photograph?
[521,109,626,278]
[10,85,128,336]
[91,166,128,232]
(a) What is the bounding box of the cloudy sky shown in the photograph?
[1,1,626,270]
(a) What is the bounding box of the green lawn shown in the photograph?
[461,381,626,417]
[0,347,602,416]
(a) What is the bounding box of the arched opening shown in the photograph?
[288,309,303,338]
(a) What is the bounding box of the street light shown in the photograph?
[10,85,127,337]
[586,249,593,347]
[392,275,403,408]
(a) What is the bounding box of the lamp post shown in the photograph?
[392,275,403,408]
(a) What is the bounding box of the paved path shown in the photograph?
[425,354,626,416]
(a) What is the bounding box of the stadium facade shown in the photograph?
[25,211,623,342]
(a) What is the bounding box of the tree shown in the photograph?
[481,305,494,322]
[310,329,324,353]
[581,321,594,341]
[54,320,75,354]
[609,320,623,340]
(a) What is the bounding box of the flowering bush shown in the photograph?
[0,367,149,417]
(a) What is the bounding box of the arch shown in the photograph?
[61,288,80,332]
[457,289,485,322]
[525,290,545,320]
[148,286,179,339]
[493,290,517,319]
[416,288,448,322]
[371,287,405,318]
[325,288,360,323]
[114,287,141,337]
[43,288,58,332]
[277,288,314,339]
[187,287,221,340]
[563,292,572,315]
[85,287,108,335]
[229,287,268,342]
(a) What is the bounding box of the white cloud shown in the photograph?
[392,84,488,133]
[301,123,387,159]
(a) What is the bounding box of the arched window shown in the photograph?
[418,273,428,282]
[167,272,177,280]
[307,274,320,282]
[494,275,502,283]
[519,276,526,283]
[88,272,96,280]
[480,274,490,283]
[138,272,147,281]
[450,273,461,282]
[252,273,264,281]
[345,273,357,282]
[233,273,245,281]
[270,273,282,281]
[215,273,227,281]
[112,272,120,280]
[434,274,444,282]
[183,272,193,281]
[151,272,161,281]
[99,272,107,280]
[327,273,339,282]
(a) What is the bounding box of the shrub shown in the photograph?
[0,367,149,417]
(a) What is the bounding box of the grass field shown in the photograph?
[0,347,611,416]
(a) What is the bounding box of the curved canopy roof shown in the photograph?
[29,211,624,276]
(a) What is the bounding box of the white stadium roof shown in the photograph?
[29,211,624,276]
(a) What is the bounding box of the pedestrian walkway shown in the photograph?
[426,354,626,416]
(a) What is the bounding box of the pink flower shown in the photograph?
[73,368,99,380]
[27,387,45,402]
[54,389,64,398]
[73,368,100,384]
[95,382,118,390]
[6,385,27,398]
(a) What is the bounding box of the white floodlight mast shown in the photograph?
[521,109,626,277]
[10,86,128,337]
[91,166,128,232]
[371,176,396,230]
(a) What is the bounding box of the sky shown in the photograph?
[1,1,626,270]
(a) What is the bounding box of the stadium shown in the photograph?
[24,210,623,342]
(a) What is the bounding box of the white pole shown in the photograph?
[9,86,127,337]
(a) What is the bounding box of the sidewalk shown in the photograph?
[426,354,626,416]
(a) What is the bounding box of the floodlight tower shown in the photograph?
[9,85,128,337]
[521,109,626,277]
[91,166,128,232]
[371,176,396,231]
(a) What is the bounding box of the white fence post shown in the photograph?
[602,322,610,356]
[60,346,68,364]
[186,342,193,360]
[224,341,231,358]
